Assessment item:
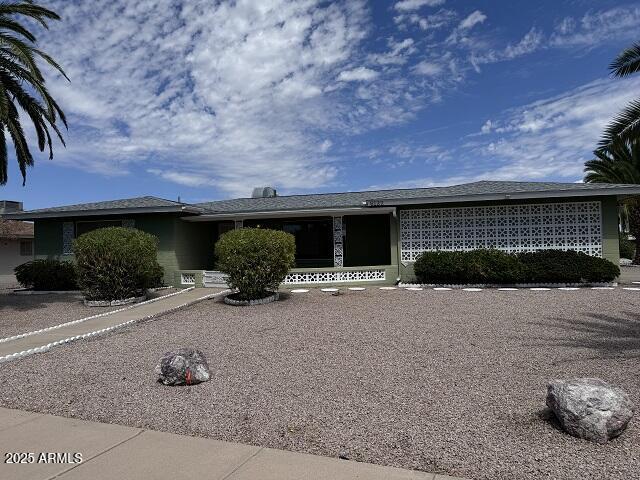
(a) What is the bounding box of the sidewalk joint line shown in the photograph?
[46,428,145,480]
[220,446,265,480]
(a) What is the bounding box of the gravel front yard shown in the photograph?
[0,288,638,479]
[0,288,180,338]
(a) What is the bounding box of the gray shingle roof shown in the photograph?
[5,181,640,220]
[2,196,197,219]
[195,181,640,214]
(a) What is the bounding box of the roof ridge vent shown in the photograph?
[252,187,277,198]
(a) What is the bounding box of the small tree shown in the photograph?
[215,228,295,301]
[73,227,163,300]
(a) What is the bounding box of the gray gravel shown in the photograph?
[0,288,638,480]
[0,288,179,338]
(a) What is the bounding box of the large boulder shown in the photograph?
[155,348,211,386]
[546,378,634,443]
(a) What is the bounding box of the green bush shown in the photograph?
[518,250,619,283]
[414,249,523,284]
[413,249,619,285]
[14,259,77,290]
[619,235,635,260]
[73,227,163,300]
[215,228,295,301]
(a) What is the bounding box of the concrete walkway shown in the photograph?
[0,288,225,361]
[0,408,464,480]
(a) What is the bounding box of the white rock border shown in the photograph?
[398,281,618,289]
[223,291,279,306]
[84,295,147,307]
[0,289,230,364]
[0,287,195,345]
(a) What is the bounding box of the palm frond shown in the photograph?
[598,99,640,150]
[0,1,67,184]
[585,138,640,185]
[610,42,640,77]
[0,126,6,184]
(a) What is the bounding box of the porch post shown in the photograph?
[234,220,243,229]
[333,216,343,267]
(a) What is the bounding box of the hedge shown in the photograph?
[73,227,164,301]
[215,228,295,301]
[413,249,619,285]
[14,259,77,291]
[620,235,635,260]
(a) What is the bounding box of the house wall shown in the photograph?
[33,213,198,286]
[0,237,33,277]
[396,196,620,282]
[29,194,622,288]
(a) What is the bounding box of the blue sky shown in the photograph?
[3,0,640,209]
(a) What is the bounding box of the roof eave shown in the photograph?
[1,205,203,220]
[183,206,396,221]
[362,187,640,207]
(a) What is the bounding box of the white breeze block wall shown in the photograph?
[400,201,602,262]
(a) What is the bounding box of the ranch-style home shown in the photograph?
[3,181,640,287]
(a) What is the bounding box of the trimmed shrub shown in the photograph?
[215,228,295,301]
[413,248,620,285]
[619,235,635,260]
[73,227,163,301]
[518,250,619,283]
[14,259,77,290]
[414,249,523,285]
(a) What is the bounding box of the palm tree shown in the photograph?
[0,1,68,186]
[585,138,640,263]
[599,42,640,149]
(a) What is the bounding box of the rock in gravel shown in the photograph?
[546,378,635,443]
[155,348,211,386]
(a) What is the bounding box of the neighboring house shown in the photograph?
[3,181,640,287]
[0,201,34,287]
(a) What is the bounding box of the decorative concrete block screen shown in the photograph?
[181,273,196,285]
[400,201,602,262]
[284,269,386,284]
[201,269,386,286]
[62,222,74,255]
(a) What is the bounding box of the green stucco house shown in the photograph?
[4,181,640,287]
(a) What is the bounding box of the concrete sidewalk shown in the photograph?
[0,408,464,480]
[0,288,225,361]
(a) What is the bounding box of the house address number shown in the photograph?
[365,200,384,207]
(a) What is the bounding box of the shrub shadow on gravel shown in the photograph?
[537,311,640,360]
[0,293,83,312]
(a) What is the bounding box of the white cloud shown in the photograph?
[446,10,487,46]
[466,76,640,181]
[368,38,415,65]
[337,66,380,82]
[459,10,486,30]
[550,7,640,47]
[394,0,445,12]
[413,60,443,76]
[36,0,411,196]
[471,27,544,68]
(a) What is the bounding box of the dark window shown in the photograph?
[75,220,122,237]
[244,218,333,268]
[19,239,33,256]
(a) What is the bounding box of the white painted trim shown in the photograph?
[363,186,640,207]
[182,207,396,221]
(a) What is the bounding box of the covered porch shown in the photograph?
[176,208,399,287]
